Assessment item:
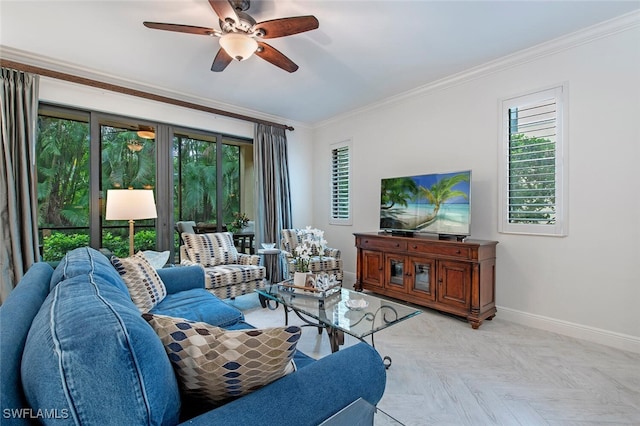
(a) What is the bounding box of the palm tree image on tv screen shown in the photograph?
[380,171,471,236]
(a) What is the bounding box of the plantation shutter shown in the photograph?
[331,143,350,222]
[508,96,557,224]
[500,84,567,236]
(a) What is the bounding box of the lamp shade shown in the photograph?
[105,189,157,220]
[219,33,258,61]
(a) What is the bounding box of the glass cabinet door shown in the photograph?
[409,257,436,301]
[385,254,406,292]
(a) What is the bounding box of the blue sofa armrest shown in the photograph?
[182,342,386,426]
[157,265,205,294]
[1,263,54,416]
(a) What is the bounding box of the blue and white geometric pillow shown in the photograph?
[111,252,167,312]
[143,313,300,403]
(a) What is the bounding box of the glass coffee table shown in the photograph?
[256,283,421,369]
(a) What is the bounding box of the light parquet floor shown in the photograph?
[231,293,640,426]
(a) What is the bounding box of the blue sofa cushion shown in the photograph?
[50,247,129,294]
[111,252,167,312]
[151,288,243,327]
[144,313,301,404]
[21,256,180,425]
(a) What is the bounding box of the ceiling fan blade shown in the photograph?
[208,0,239,25]
[211,48,233,72]
[254,16,319,39]
[255,42,298,73]
[143,22,217,36]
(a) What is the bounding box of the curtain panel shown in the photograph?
[0,68,40,303]
[253,124,292,254]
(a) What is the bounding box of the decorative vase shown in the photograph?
[294,272,315,288]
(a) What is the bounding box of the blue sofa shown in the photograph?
[1,247,386,425]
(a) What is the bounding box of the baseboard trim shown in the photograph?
[497,306,640,354]
[342,271,357,289]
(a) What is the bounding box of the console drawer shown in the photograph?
[408,242,471,259]
[359,237,407,252]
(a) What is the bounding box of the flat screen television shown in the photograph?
[380,170,471,238]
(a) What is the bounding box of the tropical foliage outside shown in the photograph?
[37,113,243,262]
[507,133,556,224]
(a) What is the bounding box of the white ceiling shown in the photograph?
[1,1,638,126]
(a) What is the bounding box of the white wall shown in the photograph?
[311,23,640,352]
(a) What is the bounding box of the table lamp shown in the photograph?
[105,189,157,256]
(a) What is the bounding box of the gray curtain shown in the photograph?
[0,68,40,303]
[254,123,292,253]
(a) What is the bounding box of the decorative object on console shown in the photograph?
[105,189,157,256]
[144,313,301,403]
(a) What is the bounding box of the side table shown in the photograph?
[258,248,282,284]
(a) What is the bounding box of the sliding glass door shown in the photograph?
[100,122,157,257]
[36,104,254,262]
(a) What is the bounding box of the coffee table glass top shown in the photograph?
[257,284,421,340]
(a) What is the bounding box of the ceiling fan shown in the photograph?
[143,0,319,73]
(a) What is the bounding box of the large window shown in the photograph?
[499,85,568,236]
[37,107,90,261]
[100,121,158,256]
[36,104,253,262]
[172,130,252,255]
[330,140,351,225]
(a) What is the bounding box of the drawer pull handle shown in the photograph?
[456,250,461,254]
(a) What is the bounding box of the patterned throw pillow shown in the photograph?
[111,252,167,312]
[182,232,239,267]
[143,313,300,403]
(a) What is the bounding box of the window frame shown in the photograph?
[329,139,352,226]
[498,83,569,236]
[36,103,253,262]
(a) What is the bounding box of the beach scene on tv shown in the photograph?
[380,171,471,236]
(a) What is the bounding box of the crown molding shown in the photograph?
[0,45,308,131]
[312,10,640,129]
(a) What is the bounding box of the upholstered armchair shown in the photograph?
[177,226,265,299]
[280,228,343,282]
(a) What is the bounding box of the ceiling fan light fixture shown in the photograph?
[220,32,258,61]
[137,130,155,139]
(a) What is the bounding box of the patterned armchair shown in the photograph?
[179,230,265,299]
[280,228,343,282]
